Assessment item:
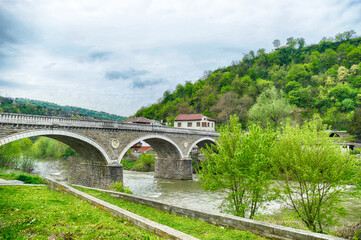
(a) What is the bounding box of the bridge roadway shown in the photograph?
[0,113,218,188]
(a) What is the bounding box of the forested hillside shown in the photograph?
[135,31,361,130]
[0,96,126,121]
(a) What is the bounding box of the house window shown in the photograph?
[197,122,200,127]
[202,122,207,127]
[178,122,181,127]
[207,122,210,127]
[211,123,213,127]
[188,122,192,127]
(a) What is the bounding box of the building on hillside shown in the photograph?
[129,141,153,153]
[123,116,163,125]
[174,114,215,131]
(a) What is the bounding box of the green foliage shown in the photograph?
[0,96,126,121]
[76,186,266,240]
[16,173,45,184]
[131,153,155,172]
[0,186,159,239]
[198,115,277,219]
[271,119,357,233]
[0,137,76,173]
[110,181,133,194]
[248,87,295,128]
[0,171,44,184]
[31,137,70,159]
[0,138,34,171]
[348,107,361,138]
[134,34,361,128]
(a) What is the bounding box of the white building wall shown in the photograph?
[174,118,215,131]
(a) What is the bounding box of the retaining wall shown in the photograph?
[73,184,345,240]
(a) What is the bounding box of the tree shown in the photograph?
[211,92,252,124]
[286,37,297,48]
[335,30,357,41]
[198,115,277,219]
[348,107,361,138]
[296,37,306,48]
[273,39,281,48]
[248,87,295,128]
[272,120,356,232]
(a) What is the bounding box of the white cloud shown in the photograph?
[0,0,361,116]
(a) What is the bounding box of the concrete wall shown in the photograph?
[74,185,345,240]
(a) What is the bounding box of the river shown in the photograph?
[33,160,360,226]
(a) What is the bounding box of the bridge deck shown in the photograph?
[0,113,218,137]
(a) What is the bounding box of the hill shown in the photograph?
[0,96,126,121]
[135,31,361,130]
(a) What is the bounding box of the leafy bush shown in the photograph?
[272,119,356,232]
[131,153,155,172]
[0,171,44,184]
[109,181,133,194]
[198,115,278,219]
[16,174,45,184]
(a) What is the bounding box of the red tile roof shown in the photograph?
[174,114,215,122]
[139,146,152,152]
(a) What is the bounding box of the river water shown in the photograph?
[33,160,360,225]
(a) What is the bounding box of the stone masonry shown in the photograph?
[0,113,218,188]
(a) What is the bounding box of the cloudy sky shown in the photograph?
[1,0,361,116]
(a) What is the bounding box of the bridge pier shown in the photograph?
[68,159,123,189]
[108,161,123,184]
[154,157,193,180]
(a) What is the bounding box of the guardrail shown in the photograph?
[0,113,219,136]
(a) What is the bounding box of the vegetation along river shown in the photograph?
[33,160,361,226]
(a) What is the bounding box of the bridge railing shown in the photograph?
[0,113,219,136]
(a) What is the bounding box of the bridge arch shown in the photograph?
[0,129,112,164]
[118,134,184,162]
[186,137,216,157]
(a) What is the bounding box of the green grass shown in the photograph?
[0,186,161,240]
[0,169,45,184]
[75,186,266,240]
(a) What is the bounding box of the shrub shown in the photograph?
[272,119,356,232]
[109,181,133,194]
[131,153,155,172]
[16,173,44,184]
[198,115,278,219]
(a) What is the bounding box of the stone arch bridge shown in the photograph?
[0,113,218,188]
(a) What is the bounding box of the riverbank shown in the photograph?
[74,185,265,240]
[0,185,161,239]
[0,183,264,240]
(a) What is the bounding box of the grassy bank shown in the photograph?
[0,168,45,184]
[75,186,266,240]
[0,185,161,239]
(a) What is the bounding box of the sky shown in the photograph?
[0,0,361,117]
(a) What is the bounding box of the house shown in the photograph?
[123,116,162,125]
[174,114,215,131]
[129,141,153,153]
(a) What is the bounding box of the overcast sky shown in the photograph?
[1,0,361,116]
